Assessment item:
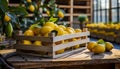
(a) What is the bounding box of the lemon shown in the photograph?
[87,42,97,52]
[32,27,41,35]
[92,44,105,54]
[33,41,42,46]
[54,27,65,36]
[55,40,64,45]
[56,49,64,54]
[44,22,55,29]
[58,10,64,18]
[40,26,53,35]
[54,24,59,29]
[75,29,82,33]
[4,14,11,22]
[24,29,34,36]
[23,40,32,45]
[29,5,35,12]
[58,25,66,30]
[46,10,50,16]
[27,0,32,3]
[65,27,75,34]
[43,33,48,37]
[72,38,80,49]
[105,42,114,51]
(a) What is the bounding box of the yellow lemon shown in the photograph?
[33,41,42,46]
[24,29,34,36]
[54,24,59,29]
[87,42,97,52]
[40,26,53,35]
[65,27,75,34]
[44,22,55,29]
[75,29,82,33]
[58,25,66,30]
[105,42,114,51]
[23,40,32,45]
[29,5,35,12]
[4,14,11,22]
[55,40,64,45]
[32,27,41,35]
[26,0,32,3]
[56,49,64,54]
[72,38,80,49]
[58,10,64,18]
[92,44,105,54]
[54,27,65,36]
[46,10,50,16]
[43,33,48,37]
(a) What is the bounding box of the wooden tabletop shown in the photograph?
[7,49,120,69]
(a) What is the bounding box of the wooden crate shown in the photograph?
[14,31,90,58]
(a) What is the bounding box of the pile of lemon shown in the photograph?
[87,39,114,54]
[23,22,82,54]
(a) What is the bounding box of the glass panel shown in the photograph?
[101,10,106,23]
[98,11,101,22]
[106,0,109,9]
[101,0,106,9]
[118,0,120,7]
[112,0,117,8]
[94,0,97,10]
[97,0,101,10]
[106,10,109,22]
[112,9,117,22]
[94,11,97,23]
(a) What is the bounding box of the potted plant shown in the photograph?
[78,14,88,30]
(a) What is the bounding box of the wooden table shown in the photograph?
[7,49,120,69]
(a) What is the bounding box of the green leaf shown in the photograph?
[97,39,105,44]
[7,12,17,23]
[9,6,28,16]
[48,17,58,23]
[0,0,8,12]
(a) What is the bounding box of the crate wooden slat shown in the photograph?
[14,31,90,58]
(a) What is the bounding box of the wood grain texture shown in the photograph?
[7,49,120,69]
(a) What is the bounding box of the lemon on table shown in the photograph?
[92,44,105,54]
[105,42,114,51]
[87,41,97,52]
[33,41,42,46]
[40,26,53,35]
[23,40,32,45]
[4,14,11,22]
[29,5,35,12]
[44,22,55,29]
[24,29,34,36]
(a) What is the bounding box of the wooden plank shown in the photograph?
[73,13,91,16]
[115,64,120,69]
[14,45,52,52]
[53,47,86,58]
[14,36,53,42]
[73,6,90,9]
[53,31,90,42]
[0,49,16,55]
[59,5,71,8]
[53,38,89,51]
